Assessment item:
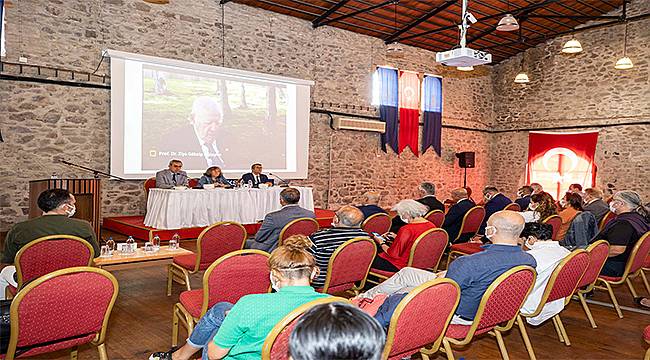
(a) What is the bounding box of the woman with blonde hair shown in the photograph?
[150,235,328,360]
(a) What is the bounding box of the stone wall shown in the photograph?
[0,0,493,231]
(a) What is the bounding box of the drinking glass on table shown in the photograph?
[144,242,154,252]
[100,245,111,258]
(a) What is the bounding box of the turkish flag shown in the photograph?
[398,71,420,156]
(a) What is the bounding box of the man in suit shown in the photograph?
[390,182,444,233]
[476,186,513,237]
[442,188,476,244]
[356,192,387,220]
[246,187,315,252]
[515,185,533,211]
[155,160,189,189]
[241,163,273,188]
[583,187,610,224]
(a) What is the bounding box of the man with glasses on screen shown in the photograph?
[190,96,226,168]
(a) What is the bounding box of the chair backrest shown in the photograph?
[456,206,486,241]
[383,279,460,359]
[6,267,118,360]
[361,213,391,235]
[261,297,349,360]
[407,228,448,271]
[578,240,610,289]
[144,177,156,197]
[320,237,376,294]
[599,211,616,231]
[425,210,445,227]
[188,178,199,188]
[504,203,521,212]
[15,235,95,288]
[194,221,247,270]
[621,231,650,277]
[279,218,319,245]
[201,250,271,315]
[463,266,536,340]
[542,215,563,240]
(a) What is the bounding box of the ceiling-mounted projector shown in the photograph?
[436,0,492,67]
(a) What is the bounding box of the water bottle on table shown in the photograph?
[152,235,161,251]
[247,180,253,188]
[169,233,180,250]
[106,237,115,255]
[125,236,136,254]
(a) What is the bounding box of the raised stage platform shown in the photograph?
[103,208,336,241]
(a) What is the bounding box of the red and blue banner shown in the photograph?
[375,67,399,153]
[422,75,443,156]
[398,71,420,156]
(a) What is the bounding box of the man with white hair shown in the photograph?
[390,182,444,233]
[190,96,225,167]
[356,191,387,220]
[583,187,609,224]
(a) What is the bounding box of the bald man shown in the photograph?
[442,188,476,244]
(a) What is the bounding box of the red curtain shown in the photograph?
[527,131,599,199]
[398,71,420,156]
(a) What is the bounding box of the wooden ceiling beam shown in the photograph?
[383,0,456,44]
[311,0,351,28]
[314,0,398,28]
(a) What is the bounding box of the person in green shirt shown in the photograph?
[150,235,328,360]
[0,189,99,299]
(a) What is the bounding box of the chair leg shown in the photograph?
[166,264,174,296]
[577,292,597,328]
[551,316,565,343]
[183,269,192,292]
[172,306,180,347]
[555,315,571,346]
[516,315,536,360]
[641,270,650,296]
[70,347,78,360]
[626,277,639,298]
[97,343,108,360]
[494,330,510,360]
[600,280,624,318]
[645,346,650,360]
[442,339,455,360]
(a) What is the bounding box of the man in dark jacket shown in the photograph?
[442,188,476,243]
[583,188,610,224]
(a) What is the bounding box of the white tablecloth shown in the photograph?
[144,187,314,230]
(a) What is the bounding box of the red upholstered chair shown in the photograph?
[443,266,537,360]
[599,211,616,231]
[383,279,460,360]
[369,228,449,282]
[453,206,486,243]
[504,203,521,212]
[278,218,319,246]
[261,297,348,360]
[448,242,484,265]
[574,240,610,328]
[317,237,376,295]
[361,213,391,235]
[542,215,563,240]
[188,178,199,188]
[167,221,247,296]
[4,266,118,360]
[6,235,95,299]
[644,325,650,360]
[172,250,271,346]
[519,249,590,358]
[642,254,650,295]
[425,209,445,227]
[144,176,156,200]
[596,231,650,318]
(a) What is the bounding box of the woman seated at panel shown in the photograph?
[149,235,328,360]
[556,192,583,240]
[598,191,650,278]
[198,166,230,188]
[520,192,558,223]
[370,200,435,273]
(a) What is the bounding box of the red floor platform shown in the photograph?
[102,208,336,241]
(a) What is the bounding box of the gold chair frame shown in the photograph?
[574,240,609,328]
[443,265,537,360]
[517,249,589,360]
[541,215,562,240]
[319,237,376,296]
[598,211,615,231]
[5,266,118,360]
[260,296,349,360]
[594,231,650,318]
[171,249,270,347]
[382,278,460,360]
[278,217,320,246]
[166,221,247,296]
[424,209,445,227]
[361,212,391,233]
[504,203,521,212]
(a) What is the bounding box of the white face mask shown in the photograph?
[529,203,539,211]
[485,226,497,240]
[609,203,618,214]
[560,199,567,207]
[65,204,76,218]
[270,273,280,292]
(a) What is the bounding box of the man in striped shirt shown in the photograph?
[309,206,370,289]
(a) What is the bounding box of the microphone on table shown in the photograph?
[269,172,290,187]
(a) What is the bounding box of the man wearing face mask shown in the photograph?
[475,186,513,240]
[0,189,99,300]
[515,185,533,211]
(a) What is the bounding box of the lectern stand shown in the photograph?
[28,179,102,239]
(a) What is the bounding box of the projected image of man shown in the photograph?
[190,96,225,168]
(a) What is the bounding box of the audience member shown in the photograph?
[515,185,533,211]
[442,188,476,244]
[156,159,189,189]
[371,200,434,272]
[568,183,584,196]
[603,184,616,203]
[598,191,650,278]
[530,183,544,195]
[198,166,230,188]
[241,163,273,188]
[356,192,387,220]
[246,188,315,252]
[289,302,385,360]
[390,182,444,233]
[149,235,327,360]
[476,186,512,237]
[0,189,100,299]
[309,206,370,289]
[520,192,558,223]
[557,192,583,240]
[560,211,598,250]
[583,188,610,224]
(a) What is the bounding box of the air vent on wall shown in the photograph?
[332,117,386,133]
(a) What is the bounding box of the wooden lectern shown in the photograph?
[28,179,102,239]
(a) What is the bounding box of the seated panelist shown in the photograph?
[240,163,273,188]
[155,160,189,189]
[198,166,230,188]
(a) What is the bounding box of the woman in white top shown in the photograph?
[520,192,558,223]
